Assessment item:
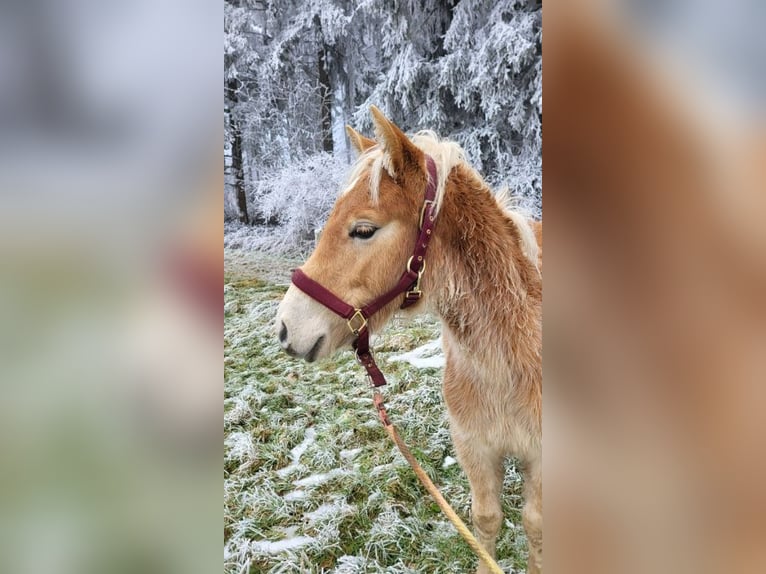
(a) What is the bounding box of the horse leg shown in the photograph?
[452,431,505,574]
[521,459,543,574]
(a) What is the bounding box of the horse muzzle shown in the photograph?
[275,286,342,363]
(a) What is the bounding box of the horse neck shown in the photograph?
[424,165,542,366]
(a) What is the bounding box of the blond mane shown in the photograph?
[494,186,541,270]
[343,131,540,268]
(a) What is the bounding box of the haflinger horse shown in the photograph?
[275,106,542,574]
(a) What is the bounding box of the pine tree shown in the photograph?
[224,0,542,249]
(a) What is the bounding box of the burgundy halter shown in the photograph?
[290,156,438,387]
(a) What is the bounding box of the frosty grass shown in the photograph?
[224,249,528,573]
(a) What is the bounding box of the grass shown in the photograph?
[224,249,528,573]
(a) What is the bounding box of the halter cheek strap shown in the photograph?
[290,156,438,387]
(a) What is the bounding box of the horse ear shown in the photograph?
[369,105,423,181]
[345,125,376,156]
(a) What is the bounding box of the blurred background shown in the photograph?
[0,1,221,573]
[545,0,765,573]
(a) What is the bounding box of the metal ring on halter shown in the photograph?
[346,309,368,335]
[406,256,426,277]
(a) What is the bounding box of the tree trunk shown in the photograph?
[225,73,249,225]
[316,17,333,153]
[230,114,249,225]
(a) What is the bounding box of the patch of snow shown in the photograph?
[366,490,383,505]
[284,490,307,502]
[276,427,316,478]
[401,355,444,369]
[339,447,362,461]
[250,536,315,554]
[224,399,251,426]
[332,554,368,572]
[304,500,354,524]
[293,468,347,488]
[276,463,306,479]
[389,338,445,369]
[442,456,457,469]
[224,431,254,464]
[294,473,331,488]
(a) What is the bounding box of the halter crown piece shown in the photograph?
[291,156,439,388]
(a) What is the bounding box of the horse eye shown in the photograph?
[350,224,378,239]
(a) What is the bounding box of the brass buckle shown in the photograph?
[405,257,426,299]
[406,287,422,300]
[346,309,367,335]
[419,200,434,230]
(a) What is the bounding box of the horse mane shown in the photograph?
[494,185,541,270]
[343,131,540,269]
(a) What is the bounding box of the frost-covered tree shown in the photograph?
[225,0,542,250]
[353,0,542,212]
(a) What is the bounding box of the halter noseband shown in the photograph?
[290,156,438,387]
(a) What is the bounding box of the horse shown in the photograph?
[275,107,542,574]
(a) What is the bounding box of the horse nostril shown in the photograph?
[305,335,325,363]
[279,321,288,343]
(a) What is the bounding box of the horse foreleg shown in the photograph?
[521,459,543,574]
[452,431,505,574]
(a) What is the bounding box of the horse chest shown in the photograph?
[442,359,529,456]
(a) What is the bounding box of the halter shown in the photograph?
[290,156,438,387]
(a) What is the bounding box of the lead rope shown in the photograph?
[373,392,506,574]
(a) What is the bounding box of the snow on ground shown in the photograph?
[276,427,316,477]
[333,555,369,572]
[339,447,362,461]
[224,398,252,426]
[251,536,315,554]
[293,467,351,488]
[283,490,307,502]
[389,338,445,369]
[224,431,255,470]
[304,499,354,524]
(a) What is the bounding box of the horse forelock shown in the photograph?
[341,132,467,215]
